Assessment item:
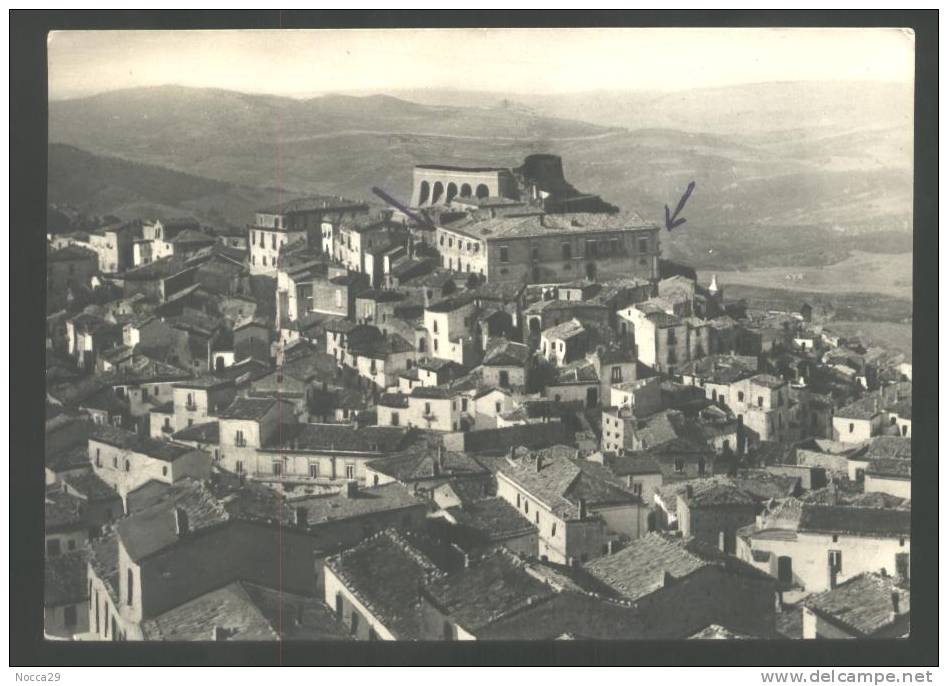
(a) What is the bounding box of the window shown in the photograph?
[345,464,356,479]
[309,463,319,478]
[141,387,149,400]
[124,459,130,472]
[271,234,277,249]
[127,568,134,605]
[551,523,557,537]
[849,423,855,434]
[263,256,268,267]
[525,501,530,514]
[64,605,77,627]
[674,459,685,473]
[350,613,360,636]
[162,466,168,477]
[499,371,509,388]
[535,511,539,524]
[235,430,245,447]
[433,339,439,352]
[828,550,843,574]
[632,482,642,497]
[638,237,649,253]
[585,240,597,258]
[611,366,622,383]
[516,493,521,508]
[495,401,502,413]
[758,396,764,408]
[499,246,509,263]
[95,448,101,467]
[186,393,195,409]
[666,329,676,345]
[461,398,468,412]
[391,411,400,426]
[112,457,118,469]
[737,391,744,402]
[272,460,283,476]
[235,461,244,474]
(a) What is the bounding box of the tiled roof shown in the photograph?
[257,195,366,215]
[61,470,119,502]
[410,386,456,400]
[45,551,89,606]
[798,505,910,537]
[173,375,233,390]
[447,497,535,540]
[218,396,283,421]
[837,394,885,420]
[499,452,637,519]
[366,449,487,483]
[424,549,557,633]
[682,481,758,508]
[378,393,410,408]
[443,211,655,241]
[542,318,585,341]
[88,532,120,604]
[483,340,530,367]
[552,359,599,385]
[864,436,912,461]
[749,373,786,389]
[585,532,770,601]
[804,573,909,636]
[866,459,911,480]
[326,530,442,639]
[269,423,412,454]
[89,424,196,462]
[141,580,352,641]
[45,488,85,531]
[172,421,220,443]
[607,454,663,476]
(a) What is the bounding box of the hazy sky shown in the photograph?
[48,27,915,100]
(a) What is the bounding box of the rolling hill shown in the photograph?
[48,84,912,274]
[47,143,304,231]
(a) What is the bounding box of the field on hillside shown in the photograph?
[697,250,913,300]
[721,282,912,325]
[828,321,913,361]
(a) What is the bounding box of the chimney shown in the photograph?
[463,552,470,569]
[344,481,358,498]
[294,506,308,528]
[174,507,189,536]
[607,540,615,555]
[535,454,543,472]
[718,530,726,553]
[211,625,226,641]
[577,498,587,520]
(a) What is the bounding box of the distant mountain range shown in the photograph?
[48,83,913,270]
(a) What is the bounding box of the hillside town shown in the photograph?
[45,154,911,642]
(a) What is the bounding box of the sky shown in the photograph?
[48,27,915,100]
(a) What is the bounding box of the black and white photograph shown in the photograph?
[9,10,939,671]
